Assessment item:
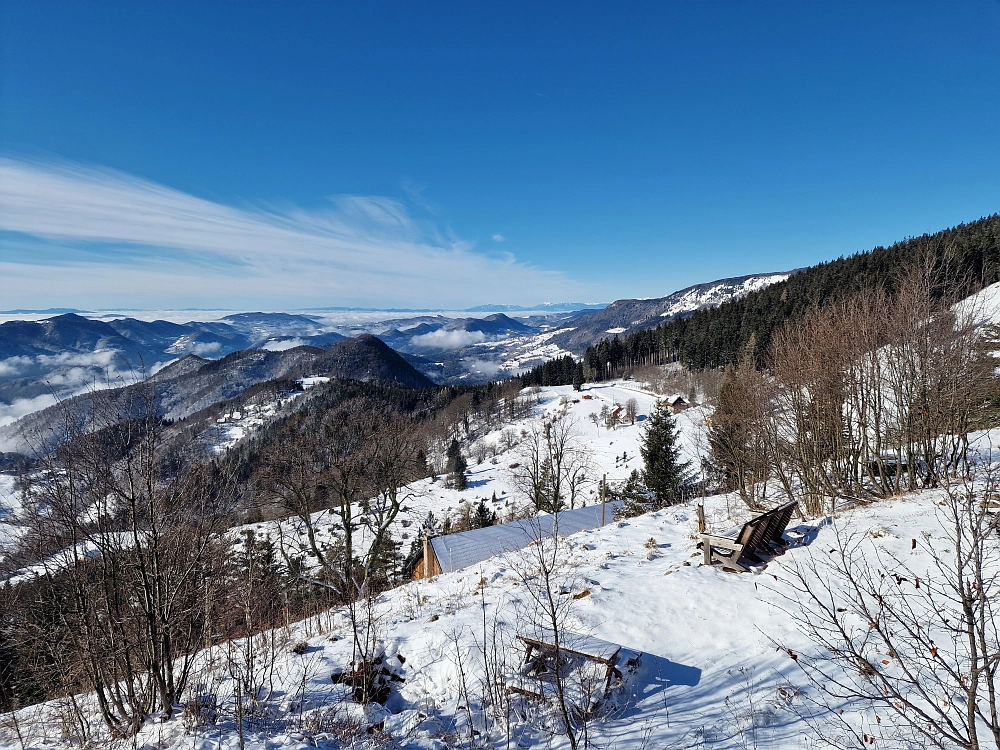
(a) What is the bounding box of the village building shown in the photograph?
[665,394,691,414]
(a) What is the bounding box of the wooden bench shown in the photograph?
[699,500,799,572]
[506,631,641,714]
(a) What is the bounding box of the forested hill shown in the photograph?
[584,214,1000,374]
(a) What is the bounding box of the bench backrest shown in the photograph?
[760,501,798,548]
[736,513,772,551]
[738,501,799,555]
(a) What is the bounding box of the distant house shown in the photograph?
[411,502,621,580]
[666,395,691,414]
[607,405,623,427]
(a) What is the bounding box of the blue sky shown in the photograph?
[1,1,998,310]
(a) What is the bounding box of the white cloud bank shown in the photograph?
[0,394,59,430]
[0,158,588,310]
[410,329,487,349]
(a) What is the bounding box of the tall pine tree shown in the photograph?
[446,439,468,490]
[641,400,690,504]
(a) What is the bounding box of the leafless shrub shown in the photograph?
[775,468,1000,749]
[182,691,218,730]
[510,418,594,513]
[499,428,520,453]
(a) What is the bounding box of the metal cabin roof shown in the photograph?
[428,502,621,574]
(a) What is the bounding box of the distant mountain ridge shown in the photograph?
[0,333,434,451]
[464,302,607,312]
[547,272,793,353]
[0,312,348,408]
[0,308,87,315]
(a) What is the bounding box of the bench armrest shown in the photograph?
[700,533,744,550]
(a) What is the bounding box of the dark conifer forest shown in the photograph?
[583,215,1000,376]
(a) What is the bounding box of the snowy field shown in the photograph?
[233,382,711,571]
[3,381,994,749]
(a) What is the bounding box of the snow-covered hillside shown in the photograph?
[230,383,709,571]
[656,273,791,319]
[4,382,994,750]
[545,272,793,354]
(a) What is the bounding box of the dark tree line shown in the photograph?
[520,355,584,390]
[585,214,1000,375]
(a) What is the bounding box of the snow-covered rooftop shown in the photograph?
[430,501,621,574]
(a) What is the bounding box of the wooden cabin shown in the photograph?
[666,394,690,414]
[410,502,621,581]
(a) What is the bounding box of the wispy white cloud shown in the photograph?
[492,234,507,242]
[0,158,588,309]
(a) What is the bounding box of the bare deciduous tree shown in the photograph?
[14,384,233,737]
[511,417,593,513]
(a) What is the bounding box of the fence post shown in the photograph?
[601,474,607,526]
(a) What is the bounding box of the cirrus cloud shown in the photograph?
[0,157,589,310]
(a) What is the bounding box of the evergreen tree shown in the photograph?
[446,438,461,465]
[450,454,468,490]
[613,469,654,520]
[641,400,690,504]
[404,509,440,574]
[446,438,468,490]
[473,499,497,528]
[368,535,405,589]
[421,511,439,536]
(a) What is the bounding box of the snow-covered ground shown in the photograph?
[0,473,22,557]
[4,467,983,748]
[657,273,790,319]
[3,383,995,750]
[235,383,710,572]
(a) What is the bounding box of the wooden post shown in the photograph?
[698,465,707,533]
[601,474,607,526]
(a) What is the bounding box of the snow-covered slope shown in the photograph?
[4,382,996,750]
[545,272,792,353]
[5,431,989,748]
[655,273,791,319]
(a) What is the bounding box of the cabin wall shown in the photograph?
[412,537,442,580]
